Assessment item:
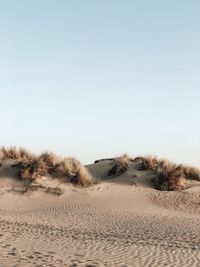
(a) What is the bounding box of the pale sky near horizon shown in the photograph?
[0,0,200,166]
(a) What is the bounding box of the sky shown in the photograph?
[0,0,200,166]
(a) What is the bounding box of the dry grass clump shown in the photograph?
[62,157,81,176]
[39,152,61,168]
[40,156,80,178]
[68,164,94,186]
[136,155,200,191]
[0,149,4,161]
[153,160,186,191]
[1,147,95,195]
[135,156,187,190]
[13,151,94,186]
[134,156,159,171]
[51,157,94,186]
[77,166,94,185]
[18,159,48,182]
[182,165,200,181]
[108,154,129,177]
[39,152,63,175]
[0,146,35,162]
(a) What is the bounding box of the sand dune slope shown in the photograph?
[0,160,200,266]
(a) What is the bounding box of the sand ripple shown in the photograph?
[0,187,200,266]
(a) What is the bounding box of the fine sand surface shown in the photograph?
[0,160,200,266]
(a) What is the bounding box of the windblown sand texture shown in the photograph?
[0,155,200,266]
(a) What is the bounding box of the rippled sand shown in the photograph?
[0,160,200,266]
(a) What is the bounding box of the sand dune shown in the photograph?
[0,158,200,266]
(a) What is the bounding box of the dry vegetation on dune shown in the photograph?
[0,149,4,161]
[1,147,199,192]
[182,165,200,182]
[108,154,129,177]
[153,161,186,191]
[0,146,36,162]
[18,156,94,186]
[135,155,200,191]
[105,153,199,191]
[39,152,61,169]
[0,147,95,187]
[134,156,159,171]
[74,164,95,185]
[38,154,94,185]
[17,160,48,182]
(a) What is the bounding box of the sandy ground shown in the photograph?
[0,160,200,266]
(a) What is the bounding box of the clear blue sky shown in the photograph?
[0,0,199,166]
